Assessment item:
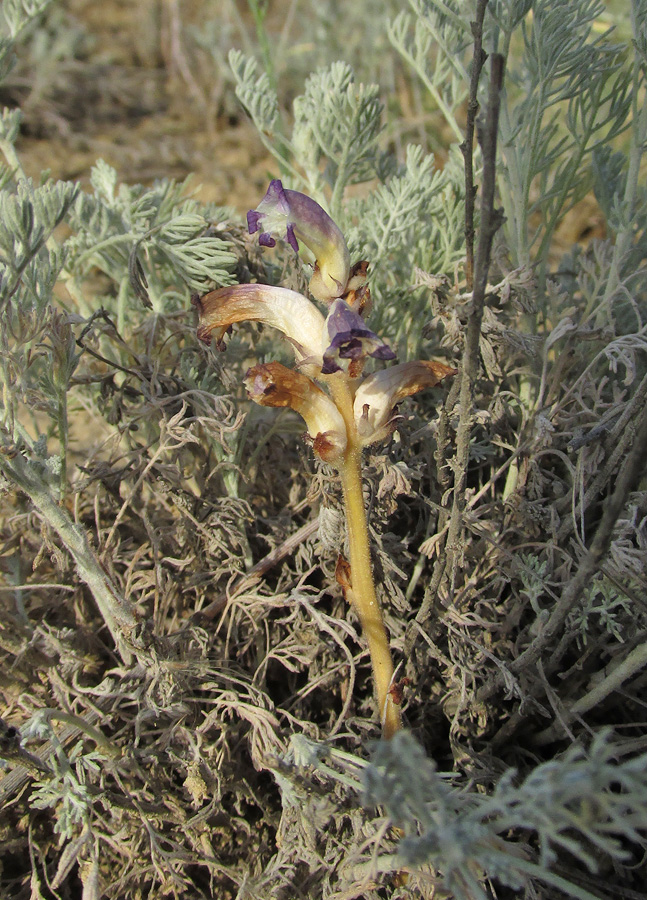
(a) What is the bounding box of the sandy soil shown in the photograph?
[11,0,275,211]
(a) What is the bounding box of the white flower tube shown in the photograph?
[353,360,457,445]
[192,283,326,366]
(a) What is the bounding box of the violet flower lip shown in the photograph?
[322,298,396,375]
[247,179,351,302]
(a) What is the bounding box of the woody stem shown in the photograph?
[330,379,401,739]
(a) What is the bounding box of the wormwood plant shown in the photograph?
[1,0,647,897]
[263,728,647,900]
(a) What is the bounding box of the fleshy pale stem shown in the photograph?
[330,378,401,739]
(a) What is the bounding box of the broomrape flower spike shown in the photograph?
[194,181,456,739]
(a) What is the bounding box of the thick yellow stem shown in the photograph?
[339,450,402,738]
[330,377,401,738]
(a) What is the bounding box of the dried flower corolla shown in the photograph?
[247,179,351,302]
[192,282,325,365]
[353,360,457,445]
[322,298,396,375]
[244,362,347,462]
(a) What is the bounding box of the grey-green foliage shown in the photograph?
[229,49,280,142]
[0,0,239,485]
[0,157,236,457]
[569,573,637,647]
[0,106,22,145]
[363,730,647,900]
[515,551,550,613]
[2,0,51,39]
[29,754,95,838]
[489,0,534,34]
[591,145,627,233]
[392,0,639,298]
[229,52,385,214]
[346,144,465,347]
[198,0,402,104]
[0,0,51,82]
[22,713,101,839]
[0,178,77,445]
[587,0,647,324]
[65,159,237,325]
[0,176,77,284]
[497,0,631,282]
[292,62,383,216]
[0,0,66,458]
[30,771,92,836]
[347,145,448,274]
[388,0,472,145]
[0,36,15,84]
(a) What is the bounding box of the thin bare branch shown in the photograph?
[461,0,489,290]
[444,53,506,585]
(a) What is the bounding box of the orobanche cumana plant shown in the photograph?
[192,179,456,739]
[1,0,647,898]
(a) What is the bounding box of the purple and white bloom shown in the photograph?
[321,299,396,375]
[247,180,351,303]
[194,182,456,463]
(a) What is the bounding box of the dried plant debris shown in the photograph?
[1,0,647,898]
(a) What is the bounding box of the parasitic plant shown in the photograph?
[193,180,455,738]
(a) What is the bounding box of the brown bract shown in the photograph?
[335,554,353,595]
[191,290,230,349]
[389,360,458,398]
[344,261,372,315]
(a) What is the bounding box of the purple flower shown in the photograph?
[247,181,299,252]
[321,299,396,375]
[247,180,350,302]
